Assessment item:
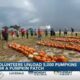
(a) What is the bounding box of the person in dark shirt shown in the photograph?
[30,29,33,36]
[1,27,9,49]
[45,29,48,37]
[59,29,61,37]
[2,28,8,42]
[21,28,25,38]
[34,29,37,36]
[50,28,55,36]
[64,28,67,36]
[26,29,29,39]
[75,33,78,36]
[71,28,74,36]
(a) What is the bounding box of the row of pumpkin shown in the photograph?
[59,36,80,39]
[51,37,80,43]
[8,42,68,62]
[37,40,80,52]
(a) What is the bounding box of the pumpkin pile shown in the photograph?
[33,53,68,62]
[37,40,80,52]
[8,42,36,56]
[8,42,68,62]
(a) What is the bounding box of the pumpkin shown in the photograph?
[28,54,34,59]
[33,52,39,56]
[33,56,41,61]
[51,59,56,62]
[39,51,46,57]
[56,55,68,62]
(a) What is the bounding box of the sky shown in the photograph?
[0,0,80,30]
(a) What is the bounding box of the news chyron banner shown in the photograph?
[0,62,79,71]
